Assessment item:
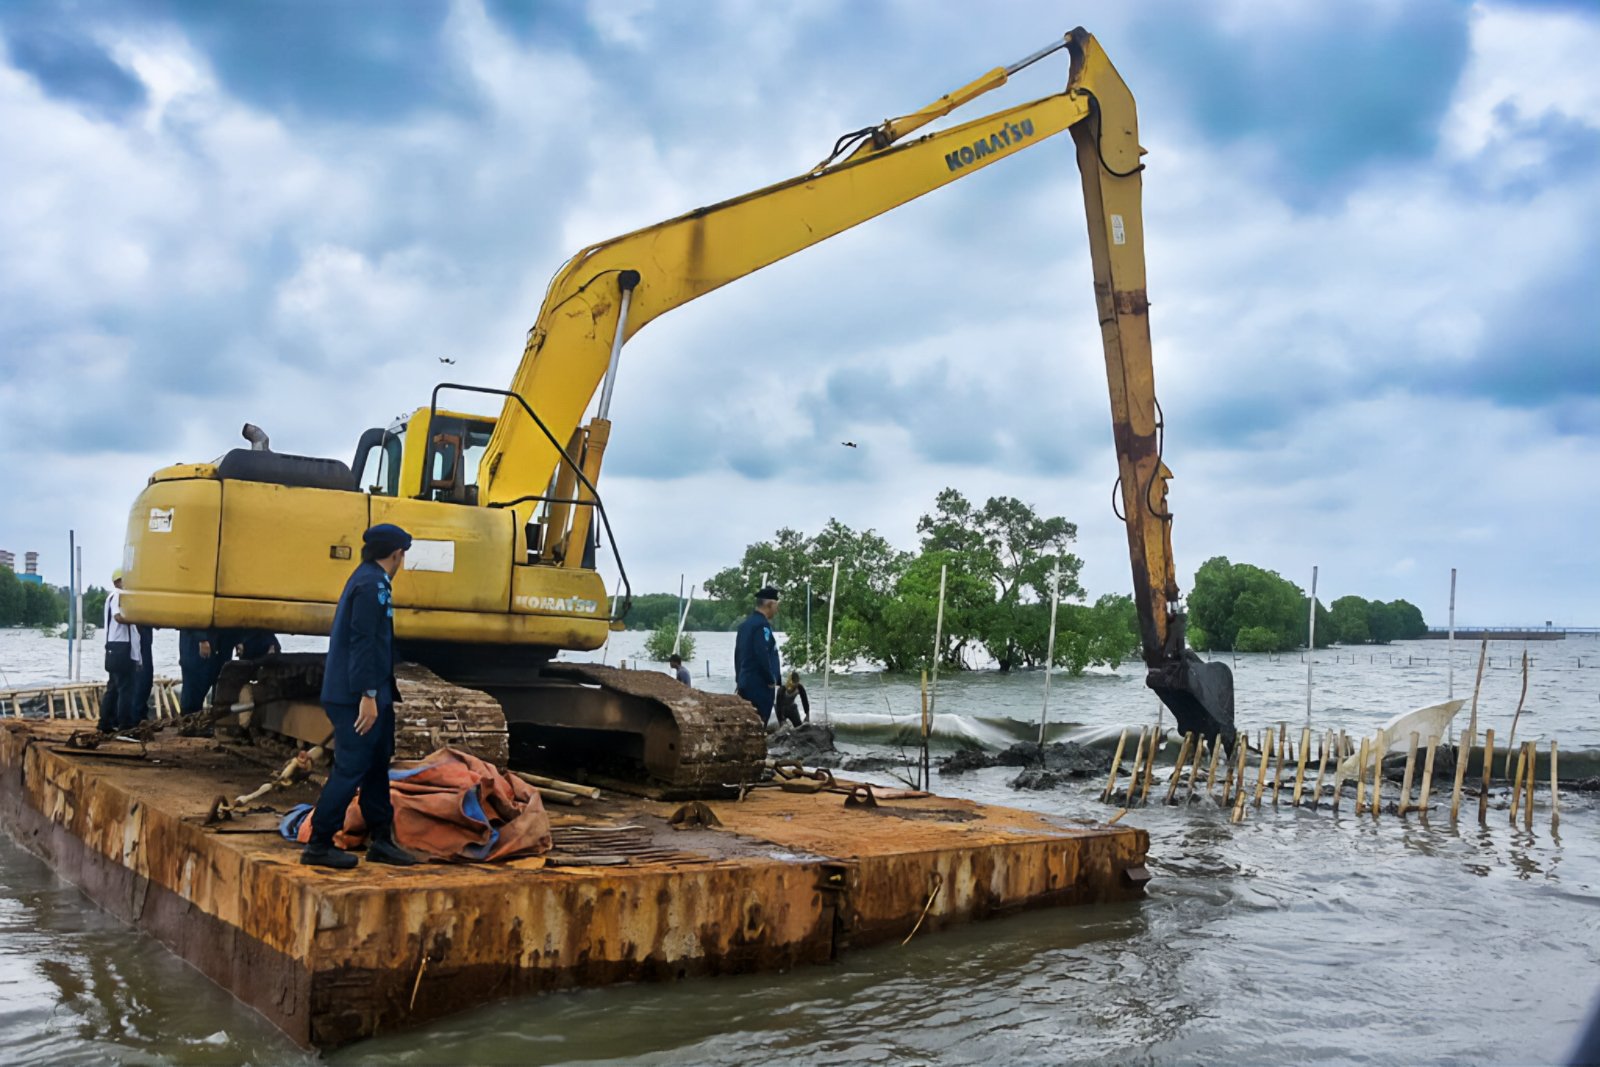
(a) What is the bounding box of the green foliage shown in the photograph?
[709,519,910,672]
[916,489,1083,671]
[1187,557,1316,653]
[642,616,696,662]
[613,592,741,632]
[1191,559,1428,650]
[1234,626,1280,653]
[1045,594,1142,676]
[1329,595,1369,644]
[705,490,1118,674]
[83,586,108,630]
[1324,594,1427,644]
[0,567,21,626]
[0,569,67,627]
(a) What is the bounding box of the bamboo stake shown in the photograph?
[1231,744,1248,823]
[1504,650,1529,778]
[1220,739,1235,807]
[512,771,603,800]
[1205,733,1224,798]
[1272,724,1287,805]
[1466,636,1488,744]
[1254,727,1273,808]
[1509,742,1527,825]
[1124,727,1148,805]
[1399,731,1420,816]
[1184,736,1206,806]
[1450,728,1474,823]
[1355,736,1369,816]
[1165,732,1195,805]
[1311,728,1332,812]
[1418,734,1439,816]
[1478,728,1494,824]
[1102,728,1130,803]
[1291,726,1311,807]
[1139,727,1161,806]
[1524,742,1536,832]
[1371,735,1383,820]
[1550,740,1559,830]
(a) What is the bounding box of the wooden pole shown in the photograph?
[1165,732,1194,805]
[1139,727,1161,806]
[1399,731,1420,816]
[1125,727,1148,805]
[929,563,946,741]
[1478,728,1494,825]
[1205,733,1224,798]
[1254,727,1273,808]
[1466,636,1488,743]
[1220,738,1235,808]
[1524,742,1536,831]
[1504,650,1529,778]
[1271,725,1287,805]
[1184,736,1206,806]
[1311,728,1332,812]
[1418,734,1439,816]
[1370,735,1384,820]
[920,669,930,791]
[1509,742,1527,825]
[1551,740,1559,830]
[1231,744,1248,823]
[1291,726,1311,807]
[1038,564,1060,747]
[1305,565,1318,726]
[1450,728,1474,823]
[822,558,840,724]
[1102,728,1130,803]
[1355,736,1369,816]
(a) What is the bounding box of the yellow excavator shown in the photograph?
[119,28,1235,792]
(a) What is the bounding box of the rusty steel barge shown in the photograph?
[0,717,1149,1048]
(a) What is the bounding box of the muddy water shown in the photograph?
[2,628,1598,1065]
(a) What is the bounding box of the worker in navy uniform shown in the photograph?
[177,629,215,714]
[734,586,783,726]
[301,524,420,870]
[129,623,155,725]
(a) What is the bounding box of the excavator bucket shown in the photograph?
[1147,651,1236,753]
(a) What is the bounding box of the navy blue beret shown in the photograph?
[363,523,413,557]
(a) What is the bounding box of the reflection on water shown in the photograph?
[1,629,1597,1065]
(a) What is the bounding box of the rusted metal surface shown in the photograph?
[0,719,1148,1049]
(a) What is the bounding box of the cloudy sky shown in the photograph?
[1,0,1595,627]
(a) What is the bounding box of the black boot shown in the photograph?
[300,833,358,870]
[366,822,420,866]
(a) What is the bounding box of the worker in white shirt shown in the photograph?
[96,570,142,733]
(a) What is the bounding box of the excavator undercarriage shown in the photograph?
[211,653,767,797]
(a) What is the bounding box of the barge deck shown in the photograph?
[0,719,1148,1048]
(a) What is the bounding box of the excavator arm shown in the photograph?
[481,28,1234,747]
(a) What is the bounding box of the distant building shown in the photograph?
[0,549,12,570]
[19,551,42,585]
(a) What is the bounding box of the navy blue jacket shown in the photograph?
[321,561,400,706]
[734,610,781,694]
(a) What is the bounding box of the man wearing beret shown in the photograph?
[734,585,783,727]
[302,523,421,869]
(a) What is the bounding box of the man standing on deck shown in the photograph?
[177,629,215,714]
[97,570,140,733]
[301,524,421,870]
[734,586,782,726]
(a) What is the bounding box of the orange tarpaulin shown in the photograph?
[287,747,552,862]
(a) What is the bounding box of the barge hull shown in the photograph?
[0,720,1148,1048]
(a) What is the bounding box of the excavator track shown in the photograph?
[490,663,768,797]
[209,655,763,796]
[212,654,509,767]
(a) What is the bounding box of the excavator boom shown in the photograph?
[118,29,1234,791]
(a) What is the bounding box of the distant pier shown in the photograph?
[1417,627,1581,642]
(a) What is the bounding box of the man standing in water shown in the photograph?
[301,524,421,870]
[734,586,782,726]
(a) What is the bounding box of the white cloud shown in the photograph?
[0,0,1594,634]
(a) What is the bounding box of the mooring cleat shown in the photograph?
[300,841,359,870]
